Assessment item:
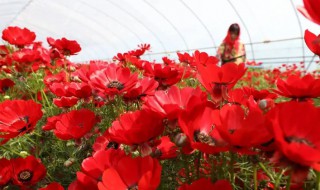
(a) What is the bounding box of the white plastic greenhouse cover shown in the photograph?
[1,0,320,69]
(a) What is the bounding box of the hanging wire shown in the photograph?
[179,0,217,51]
[226,0,255,61]
[105,0,167,53]
[143,0,189,51]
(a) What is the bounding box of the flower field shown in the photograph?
[1,1,320,190]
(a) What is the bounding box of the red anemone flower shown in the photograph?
[89,63,138,96]
[178,179,232,190]
[150,136,178,160]
[2,26,36,46]
[97,156,162,190]
[178,101,227,154]
[123,77,159,101]
[0,100,42,144]
[216,97,273,153]
[0,158,11,186]
[0,78,15,93]
[177,52,196,67]
[267,102,320,171]
[142,86,207,121]
[47,37,81,55]
[274,74,320,100]
[11,156,46,186]
[53,96,79,108]
[69,149,126,190]
[297,0,320,25]
[142,61,183,89]
[107,109,164,146]
[193,50,219,67]
[39,182,64,190]
[197,62,246,102]
[304,30,320,56]
[51,109,98,140]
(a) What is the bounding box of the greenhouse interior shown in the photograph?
[0,0,320,189]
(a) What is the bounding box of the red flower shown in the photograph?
[274,74,320,100]
[177,52,196,67]
[0,100,43,144]
[142,61,183,89]
[297,0,320,25]
[267,101,320,171]
[107,109,164,146]
[2,26,36,46]
[304,30,320,56]
[142,86,207,120]
[47,37,81,55]
[0,158,11,186]
[11,156,46,186]
[48,82,92,98]
[178,179,232,190]
[89,63,138,96]
[123,77,159,101]
[92,134,119,152]
[53,96,79,108]
[197,62,246,102]
[150,136,178,159]
[178,101,227,154]
[0,78,15,93]
[49,109,98,140]
[69,149,126,190]
[39,182,64,190]
[194,50,219,66]
[97,156,161,190]
[216,97,273,153]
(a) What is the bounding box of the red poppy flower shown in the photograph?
[89,63,138,96]
[2,26,36,46]
[0,158,11,186]
[142,86,207,120]
[11,156,46,186]
[51,109,98,140]
[216,97,273,153]
[274,74,320,100]
[267,101,320,171]
[0,100,43,144]
[39,182,64,190]
[0,78,15,93]
[48,82,91,98]
[178,101,227,154]
[304,30,320,56]
[92,134,120,152]
[123,77,159,101]
[297,0,320,25]
[178,178,232,190]
[193,50,219,66]
[97,156,161,190]
[53,96,79,108]
[197,62,246,102]
[142,61,183,89]
[69,149,126,190]
[47,37,81,55]
[107,109,164,146]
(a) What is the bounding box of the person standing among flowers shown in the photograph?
[217,23,247,65]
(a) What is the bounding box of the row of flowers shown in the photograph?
[0,0,319,189]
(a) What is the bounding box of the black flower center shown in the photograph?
[18,170,33,182]
[194,130,215,146]
[107,81,124,90]
[18,116,31,133]
[285,136,315,148]
[107,142,119,149]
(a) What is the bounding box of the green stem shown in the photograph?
[230,152,236,186]
[182,153,191,183]
[274,169,285,190]
[316,171,320,190]
[258,162,274,181]
[1,146,23,157]
[286,170,292,190]
[195,151,201,180]
[253,164,258,190]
